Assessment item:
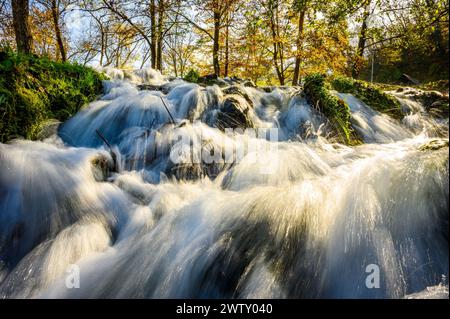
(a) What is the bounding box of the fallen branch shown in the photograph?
[160,96,176,124]
[96,129,111,148]
[96,129,118,172]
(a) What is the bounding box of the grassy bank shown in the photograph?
[0,50,106,143]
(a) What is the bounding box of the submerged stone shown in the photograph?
[418,139,449,151]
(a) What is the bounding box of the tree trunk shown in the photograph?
[51,0,66,61]
[156,0,164,72]
[224,12,229,77]
[172,54,177,77]
[275,2,284,85]
[352,1,371,78]
[12,0,33,54]
[150,0,157,69]
[292,9,305,85]
[213,9,221,76]
[269,1,284,85]
[99,28,105,66]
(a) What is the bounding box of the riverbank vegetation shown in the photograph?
[0,50,105,142]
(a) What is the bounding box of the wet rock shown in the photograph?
[166,162,204,180]
[429,100,449,118]
[394,87,449,118]
[418,139,449,151]
[166,162,226,181]
[420,91,447,106]
[215,96,254,130]
[216,78,229,87]
[137,83,172,94]
[165,140,229,181]
[197,74,228,87]
[198,73,218,82]
[91,154,117,181]
[243,80,256,87]
[222,85,253,107]
[400,74,420,85]
[260,86,274,93]
[35,119,61,140]
[419,92,448,118]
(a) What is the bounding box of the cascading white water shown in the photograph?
[0,68,448,298]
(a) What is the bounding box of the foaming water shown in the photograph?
[0,69,448,298]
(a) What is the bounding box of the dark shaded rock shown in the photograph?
[400,74,420,85]
[260,86,275,93]
[196,74,228,87]
[420,90,446,106]
[428,100,449,118]
[165,139,229,181]
[215,78,228,87]
[401,88,449,118]
[91,154,117,181]
[216,96,254,130]
[199,73,218,82]
[222,85,253,107]
[166,162,204,180]
[243,80,256,87]
[166,162,226,181]
[137,83,172,94]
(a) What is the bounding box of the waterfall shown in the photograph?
[0,68,448,298]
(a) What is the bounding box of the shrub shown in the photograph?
[184,69,200,83]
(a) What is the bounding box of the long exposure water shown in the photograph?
[0,68,448,298]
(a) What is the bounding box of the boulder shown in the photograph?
[222,85,253,107]
[243,80,256,87]
[429,100,449,118]
[197,74,228,87]
[215,96,254,130]
[137,83,172,94]
[399,74,420,85]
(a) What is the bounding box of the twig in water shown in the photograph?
[96,129,112,148]
[95,129,118,172]
[160,96,176,124]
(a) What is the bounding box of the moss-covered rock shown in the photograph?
[304,73,360,145]
[331,76,404,120]
[0,50,106,142]
[418,139,449,151]
[419,80,449,93]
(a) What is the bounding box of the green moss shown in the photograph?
[331,76,403,119]
[304,73,360,145]
[0,50,106,142]
[184,69,200,83]
[418,80,449,93]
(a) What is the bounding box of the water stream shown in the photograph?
[0,68,448,298]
